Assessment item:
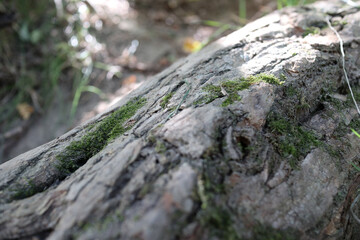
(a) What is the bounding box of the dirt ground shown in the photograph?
[2,0,276,162]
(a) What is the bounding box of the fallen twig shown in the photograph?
[326,16,360,116]
[350,192,360,224]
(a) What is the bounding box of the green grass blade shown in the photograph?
[239,0,246,21]
[350,162,360,172]
[82,85,105,98]
[351,128,360,138]
[203,20,223,27]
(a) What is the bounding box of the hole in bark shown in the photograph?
[338,85,349,95]
[235,136,251,156]
[314,102,325,112]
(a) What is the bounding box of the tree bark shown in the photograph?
[1,1,360,239]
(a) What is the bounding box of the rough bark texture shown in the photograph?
[1,1,360,239]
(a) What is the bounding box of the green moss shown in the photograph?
[202,85,223,104]
[284,86,298,97]
[222,93,242,107]
[248,73,283,85]
[160,92,174,109]
[138,183,152,198]
[86,123,96,131]
[79,210,124,234]
[302,27,321,37]
[333,186,348,205]
[155,140,166,153]
[325,144,343,160]
[280,73,287,81]
[296,103,310,110]
[221,79,252,91]
[56,97,146,177]
[330,98,344,111]
[253,224,298,240]
[147,134,156,144]
[268,115,320,169]
[321,141,346,172]
[349,118,360,130]
[11,179,45,200]
[196,171,239,239]
[133,215,141,222]
[195,73,283,107]
[332,20,348,26]
[322,92,354,111]
[334,118,360,138]
[199,205,239,240]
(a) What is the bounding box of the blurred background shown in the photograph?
[0,0,316,163]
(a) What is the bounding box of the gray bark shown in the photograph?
[1,1,360,239]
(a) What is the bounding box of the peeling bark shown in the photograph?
[1,1,360,239]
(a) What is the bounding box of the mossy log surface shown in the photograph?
[1,1,360,239]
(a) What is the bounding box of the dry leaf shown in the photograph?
[158,57,170,67]
[122,75,137,86]
[16,103,34,120]
[182,37,202,53]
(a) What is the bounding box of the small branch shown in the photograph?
[326,16,360,116]
[350,192,360,225]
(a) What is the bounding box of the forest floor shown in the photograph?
[1,0,276,162]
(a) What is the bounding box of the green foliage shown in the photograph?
[0,0,59,130]
[70,65,105,120]
[277,0,316,9]
[195,73,283,107]
[56,97,146,177]
[0,0,113,135]
[268,114,320,169]
[238,0,247,21]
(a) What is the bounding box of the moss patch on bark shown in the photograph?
[195,73,283,107]
[56,97,146,177]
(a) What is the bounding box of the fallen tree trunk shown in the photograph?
[1,1,360,239]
